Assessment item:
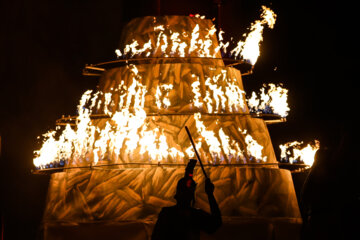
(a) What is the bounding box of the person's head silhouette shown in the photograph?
[174,159,198,207]
[174,176,197,207]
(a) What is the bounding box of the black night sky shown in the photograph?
[0,0,358,239]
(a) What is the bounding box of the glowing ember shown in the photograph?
[279,140,320,166]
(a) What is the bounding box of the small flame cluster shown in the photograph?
[247,83,290,117]
[279,140,320,166]
[115,6,276,65]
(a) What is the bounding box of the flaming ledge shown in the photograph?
[83,57,254,77]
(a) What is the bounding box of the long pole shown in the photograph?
[184,126,208,179]
[1,136,3,240]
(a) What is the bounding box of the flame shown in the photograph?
[194,14,206,19]
[33,131,60,168]
[33,65,188,168]
[230,6,277,64]
[115,49,122,58]
[204,75,227,113]
[189,24,200,54]
[247,83,289,117]
[114,6,276,65]
[225,79,246,112]
[201,70,247,113]
[191,75,203,109]
[238,128,267,162]
[155,84,173,109]
[194,113,222,163]
[185,141,202,159]
[214,30,229,55]
[218,128,243,163]
[245,134,266,162]
[170,32,181,55]
[260,6,277,29]
[138,126,179,162]
[279,140,320,166]
[33,8,278,168]
[33,63,266,168]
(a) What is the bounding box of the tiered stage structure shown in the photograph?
[39,15,302,240]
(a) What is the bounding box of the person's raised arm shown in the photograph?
[204,178,222,227]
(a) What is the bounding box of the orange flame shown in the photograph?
[279,140,320,166]
[33,7,279,168]
[34,64,268,168]
[247,83,289,117]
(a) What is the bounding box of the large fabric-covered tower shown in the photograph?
[39,15,301,240]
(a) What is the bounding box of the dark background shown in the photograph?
[0,0,357,239]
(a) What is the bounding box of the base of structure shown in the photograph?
[44,167,301,221]
[43,217,302,240]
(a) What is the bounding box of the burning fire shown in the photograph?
[279,140,320,166]
[247,83,289,117]
[34,65,269,169]
[230,6,276,64]
[115,6,276,66]
[33,6,280,169]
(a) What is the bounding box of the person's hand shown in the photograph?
[205,178,214,195]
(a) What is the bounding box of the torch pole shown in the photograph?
[185,126,208,179]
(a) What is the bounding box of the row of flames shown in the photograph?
[115,6,276,65]
[247,84,289,117]
[34,65,286,169]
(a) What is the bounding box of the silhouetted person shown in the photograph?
[300,148,337,240]
[332,126,359,240]
[300,127,359,240]
[151,160,222,240]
